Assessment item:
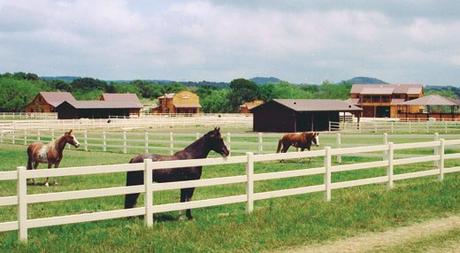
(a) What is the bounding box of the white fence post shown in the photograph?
[383,133,388,160]
[387,142,394,189]
[444,121,448,134]
[12,130,15,144]
[408,121,412,134]
[434,133,439,166]
[51,129,55,141]
[17,166,28,242]
[169,132,174,155]
[0,130,3,143]
[37,129,40,141]
[227,133,231,156]
[123,131,127,154]
[144,131,149,153]
[438,139,445,181]
[336,133,341,163]
[84,130,88,151]
[324,146,332,201]
[196,132,200,140]
[246,152,254,214]
[144,159,153,227]
[24,129,27,145]
[103,131,107,152]
[390,122,394,134]
[258,133,263,153]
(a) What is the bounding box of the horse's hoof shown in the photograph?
[54,182,59,185]
[178,215,187,221]
[45,182,49,187]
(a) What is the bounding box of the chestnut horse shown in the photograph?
[26,130,80,186]
[124,128,229,220]
[276,132,320,153]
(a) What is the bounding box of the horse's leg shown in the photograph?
[44,163,52,187]
[124,171,144,209]
[30,162,39,185]
[53,162,61,185]
[180,188,195,220]
[282,143,291,153]
[178,189,187,220]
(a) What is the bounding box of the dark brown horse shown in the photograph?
[124,128,229,220]
[27,130,80,186]
[276,131,320,153]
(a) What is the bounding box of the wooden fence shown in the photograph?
[1,139,460,241]
[329,121,460,134]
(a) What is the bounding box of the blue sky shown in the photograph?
[0,0,460,85]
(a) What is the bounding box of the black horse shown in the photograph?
[124,128,229,220]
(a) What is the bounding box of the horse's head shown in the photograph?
[311,132,320,146]
[64,130,80,148]
[205,127,229,157]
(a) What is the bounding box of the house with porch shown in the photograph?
[349,84,423,118]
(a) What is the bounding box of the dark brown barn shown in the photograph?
[250,99,362,132]
[55,94,142,119]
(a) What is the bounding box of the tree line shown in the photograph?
[0,72,458,112]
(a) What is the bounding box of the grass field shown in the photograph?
[0,134,460,252]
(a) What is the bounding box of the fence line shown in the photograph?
[0,114,253,132]
[329,121,460,134]
[1,129,458,157]
[1,139,460,241]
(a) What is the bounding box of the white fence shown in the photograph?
[0,114,253,131]
[0,112,58,120]
[1,139,460,241]
[0,129,456,158]
[329,121,460,134]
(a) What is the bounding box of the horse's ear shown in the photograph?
[68,130,73,135]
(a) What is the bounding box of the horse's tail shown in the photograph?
[277,139,283,153]
[26,145,33,170]
[125,155,144,209]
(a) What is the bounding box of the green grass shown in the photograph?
[373,228,460,253]
[0,137,460,252]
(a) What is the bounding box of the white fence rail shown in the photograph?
[0,112,58,120]
[1,129,457,158]
[329,121,460,134]
[0,114,253,131]
[1,139,460,241]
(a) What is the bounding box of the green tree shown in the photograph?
[228,78,259,111]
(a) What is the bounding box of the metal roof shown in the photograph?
[351,84,423,95]
[270,99,362,112]
[400,95,458,106]
[39,92,77,107]
[101,93,143,108]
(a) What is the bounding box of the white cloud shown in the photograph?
[0,0,459,84]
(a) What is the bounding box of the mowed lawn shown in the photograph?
[0,139,460,252]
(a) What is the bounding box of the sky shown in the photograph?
[0,0,460,85]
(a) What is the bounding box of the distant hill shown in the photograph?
[41,76,80,83]
[250,77,283,85]
[347,76,387,84]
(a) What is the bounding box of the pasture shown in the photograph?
[1,131,460,252]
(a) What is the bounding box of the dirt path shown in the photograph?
[271,215,460,253]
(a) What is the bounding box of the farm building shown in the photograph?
[240,100,264,113]
[349,84,423,118]
[153,91,201,114]
[398,95,460,121]
[250,99,362,132]
[25,92,76,113]
[55,93,142,119]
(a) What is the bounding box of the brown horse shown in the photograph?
[276,131,320,153]
[26,130,80,186]
[124,127,229,220]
